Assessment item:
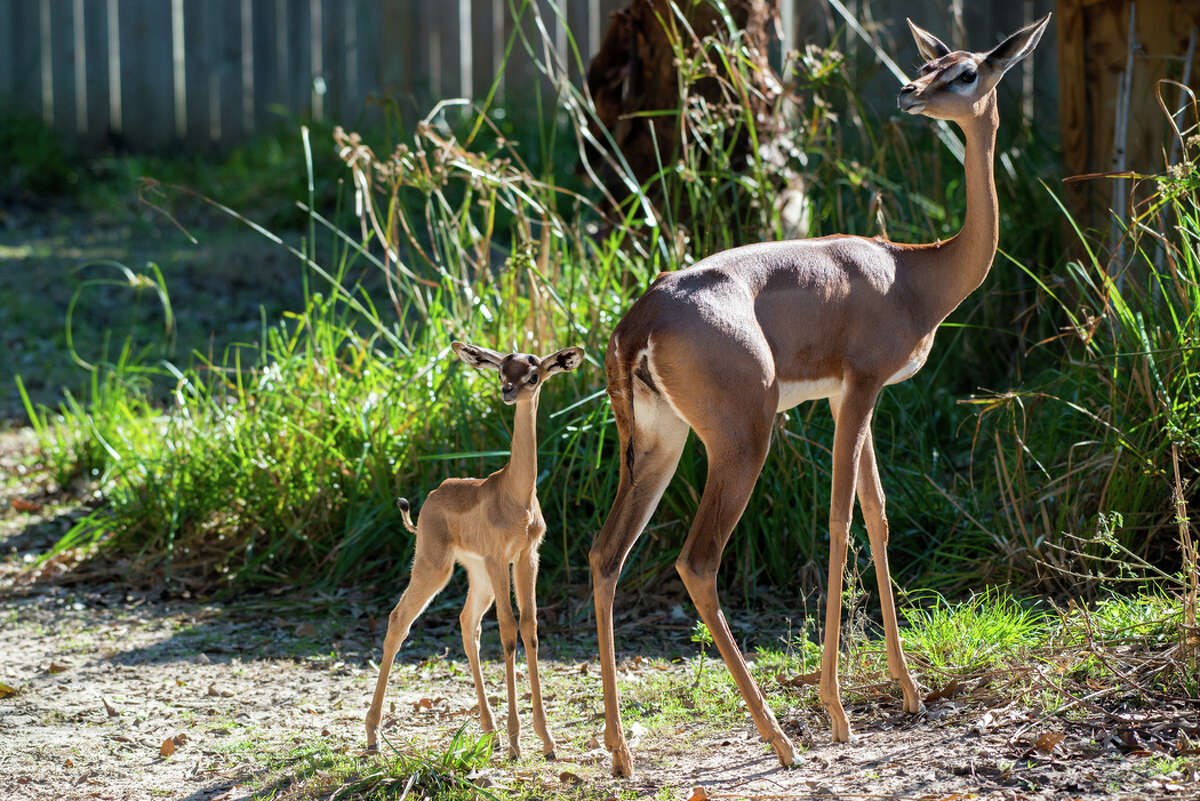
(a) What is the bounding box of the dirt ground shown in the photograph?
[1,572,1193,801]
[2,422,1196,801]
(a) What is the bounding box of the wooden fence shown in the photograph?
[0,0,1057,153]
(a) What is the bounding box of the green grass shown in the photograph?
[901,589,1048,673]
[253,728,497,801]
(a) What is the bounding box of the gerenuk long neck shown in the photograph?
[500,394,539,506]
[926,93,1001,322]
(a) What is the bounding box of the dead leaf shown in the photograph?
[160,733,188,757]
[558,771,583,785]
[1034,731,1065,754]
[11,498,42,513]
[776,670,820,687]
[101,697,118,717]
[47,662,69,674]
[0,681,17,698]
[924,678,960,703]
[412,697,434,712]
[63,758,74,768]
[688,787,710,801]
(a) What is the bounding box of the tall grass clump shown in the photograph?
[967,84,1200,602]
[901,589,1047,672]
[24,103,636,592]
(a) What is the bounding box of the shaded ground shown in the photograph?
[0,198,309,421]
[2,427,1196,801]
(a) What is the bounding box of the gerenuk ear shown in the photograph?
[906,18,951,63]
[984,12,1051,75]
[539,346,585,377]
[452,341,506,372]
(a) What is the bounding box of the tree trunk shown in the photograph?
[585,0,782,195]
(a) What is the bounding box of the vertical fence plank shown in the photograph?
[80,0,111,144]
[565,0,591,81]
[289,0,312,119]
[502,0,540,109]
[308,0,324,119]
[2,0,1062,154]
[118,0,174,149]
[217,0,246,145]
[319,0,343,121]
[252,0,282,132]
[380,0,408,114]
[0,0,16,104]
[471,0,500,104]
[355,2,382,124]
[405,0,433,110]
[105,0,122,137]
[239,0,254,134]
[184,0,208,146]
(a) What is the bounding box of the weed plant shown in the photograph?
[967,85,1200,597]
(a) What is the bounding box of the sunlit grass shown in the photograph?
[253,729,497,801]
[901,589,1048,673]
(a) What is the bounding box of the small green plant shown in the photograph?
[690,619,714,686]
[259,727,496,801]
[901,589,1047,673]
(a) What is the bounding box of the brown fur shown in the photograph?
[589,14,1052,778]
[365,341,583,759]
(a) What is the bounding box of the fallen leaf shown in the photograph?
[1034,731,1065,754]
[160,733,188,757]
[0,681,17,698]
[11,498,42,513]
[924,678,960,703]
[412,697,434,712]
[47,662,69,674]
[688,787,710,801]
[776,670,820,687]
[558,771,583,785]
[101,697,118,717]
